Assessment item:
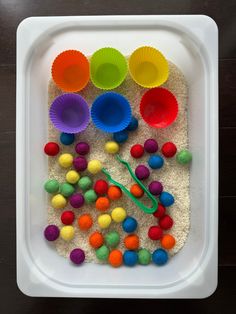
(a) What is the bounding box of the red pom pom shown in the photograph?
[130,144,144,158]
[161,142,177,158]
[61,210,75,225]
[153,203,166,218]
[148,226,163,240]
[44,142,60,156]
[159,215,174,230]
[94,179,109,195]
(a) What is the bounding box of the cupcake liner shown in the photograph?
[50,93,90,134]
[91,92,132,133]
[129,46,169,88]
[51,50,89,92]
[90,47,128,90]
[140,87,178,128]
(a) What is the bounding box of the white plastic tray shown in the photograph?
[16,15,218,298]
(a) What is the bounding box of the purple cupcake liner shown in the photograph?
[49,93,90,134]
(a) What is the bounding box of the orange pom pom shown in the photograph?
[130,184,144,198]
[89,231,104,248]
[78,214,93,231]
[161,234,176,250]
[124,234,139,250]
[108,185,122,200]
[95,197,110,211]
[108,249,123,267]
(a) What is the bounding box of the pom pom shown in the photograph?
[89,231,104,249]
[148,155,164,169]
[60,133,75,145]
[96,245,109,261]
[105,231,120,248]
[98,214,112,229]
[111,207,127,223]
[125,116,138,131]
[123,250,138,267]
[84,189,97,204]
[60,225,75,241]
[95,197,110,211]
[78,214,93,231]
[161,142,177,157]
[152,248,168,265]
[176,149,192,165]
[70,248,85,265]
[108,250,123,267]
[124,234,139,250]
[94,179,109,195]
[66,170,80,184]
[161,234,176,250]
[144,138,158,153]
[130,144,144,158]
[78,176,93,191]
[44,179,60,194]
[44,142,60,156]
[113,130,129,143]
[138,248,151,265]
[58,153,73,168]
[60,182,75,197]
[69,193,84,208]
[87,159,102,174]
[148,226,163,240]
[148,181,163,195]
[159,214,174,230]
[107,185,122,200]
[135,165,150,180]
[73,156,88,171]
[51,194,67,209]
[159,191,174,207]
[75,142,90,155]
[153,203,166,218]
[122,217,138,233]
[61,210,75,225]
[44,225,59,241]
[130,183,144,198]
[105,141,119,154]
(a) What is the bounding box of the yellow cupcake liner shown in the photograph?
[128,46,169,88]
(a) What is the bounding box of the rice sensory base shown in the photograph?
[44,47,192,267]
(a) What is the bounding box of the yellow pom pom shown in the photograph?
[66,170,80,184]
[60,226,75,241]
[88,159,102,175]
[98,214,112,229]
[58,153,73,168]
[51,194,67,209]
[105,141,119,154]
[111,207,127,223]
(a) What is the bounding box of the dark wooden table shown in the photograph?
[0,0,235,312]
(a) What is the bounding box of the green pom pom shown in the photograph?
[44,179,59,194]
[176,149,192,165]
[105,231,120,248]
[96,245,109,261]
[60,182,75,197]
[78,176,93,191]
[84,189,97,204]
[138,248,151,265]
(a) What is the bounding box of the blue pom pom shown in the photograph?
[122,217,138,233]
[126,116,138,131]
[152,249,168,265]
[113,130,129,143]
[148,155,164,169]
[123,250,138,266]
[159,191,175,207]
[60,133,75,145]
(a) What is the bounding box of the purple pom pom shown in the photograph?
[73,156,88,171]
[69,193,84,208]
[135,165,150,180]
[44,225,60,241]
[144,139,158,153]
[75,142,90,155]
[70,248,85,265]
[148,181,163,195]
